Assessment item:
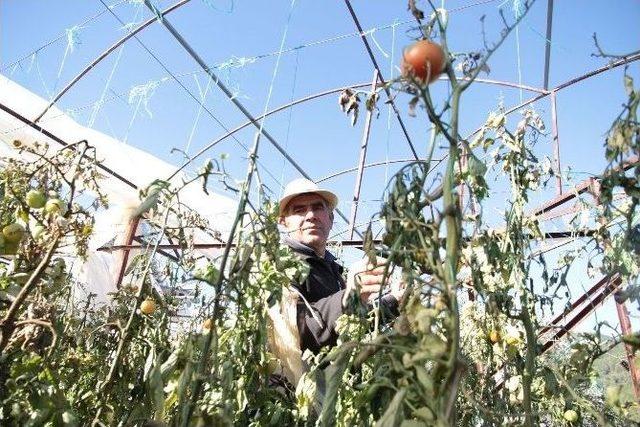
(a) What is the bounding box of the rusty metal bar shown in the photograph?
[99,229,601,253]
[348,69,379,239]
[114,217,140,289]
[540,275,621,353]
[495,274,621,392]
[539,273,620,336]
[550,90,562,194]
[343,0,419,160]
[615,299,640,400]
[0,101,138,189]
[530,155,639,217]
[133,236,180,263]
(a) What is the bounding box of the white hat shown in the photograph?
[278,178,338,216]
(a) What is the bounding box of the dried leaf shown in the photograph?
[624,74,634,97]
[408,95,419,117]
[339,89,361,126]
[407,0,424,20]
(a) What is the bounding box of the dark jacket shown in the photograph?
[284,237,399,354]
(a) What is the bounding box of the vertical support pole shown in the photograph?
[615,299,640,401]
[550,90,562,195]
[543,0,554,90]
[348,69,379,239]
[115,216,140,289]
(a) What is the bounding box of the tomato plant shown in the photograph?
[1,2,639,426]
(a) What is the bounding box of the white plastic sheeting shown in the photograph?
[0,74,237,302]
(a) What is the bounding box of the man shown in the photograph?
[277,178,403,355]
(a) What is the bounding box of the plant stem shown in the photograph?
[92,205,171,425]
[180,133,263,426]
[441,87,462,423]
[0,236,61,353]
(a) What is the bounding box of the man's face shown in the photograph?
[280,193,333,254]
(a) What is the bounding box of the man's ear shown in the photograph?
[329,210,334,223]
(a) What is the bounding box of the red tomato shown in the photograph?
[401,40,445,84]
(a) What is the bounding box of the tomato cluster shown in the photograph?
[0,188,67,255]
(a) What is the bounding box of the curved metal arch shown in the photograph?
[34,0,193,123]
[315,157,440,183]
[168,76,548,180]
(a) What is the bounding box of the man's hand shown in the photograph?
[342,257,405,306]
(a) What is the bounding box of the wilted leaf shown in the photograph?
[408,95,419,117]
[624,74,634,97]
[338,89,361,126]
[407,0,424,20]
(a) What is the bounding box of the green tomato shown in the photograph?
[3,222,25,243]
[1,241,19,255]
[26,189,47,209]
[31,225,46,240]
[45,198,67,216]
[563,409,579,423]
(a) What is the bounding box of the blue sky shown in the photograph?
[2,0,639,329]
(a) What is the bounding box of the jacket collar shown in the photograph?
[282,236,336,263]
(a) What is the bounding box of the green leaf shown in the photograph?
[466,152,487,177]
[143,347,155,382]
[375,387,407,427]
[147,352,164,419]
[160,348,180,380]
[318,346,354,427]
[124,253,146,277]
[177,359,194,424]
[133,180,169,217]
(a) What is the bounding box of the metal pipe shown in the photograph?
[615,299,640,401]
[33,0,193,123]
[543,0,554,90]
[316,157,437,183]
[114,217,140,289]
[343,0,419,160]
[540,275,621,353]
[172,76,541,180]
[98,228,602,253]
[0,100,138,189]
[348,70,379,239]
[140,0,357,231]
